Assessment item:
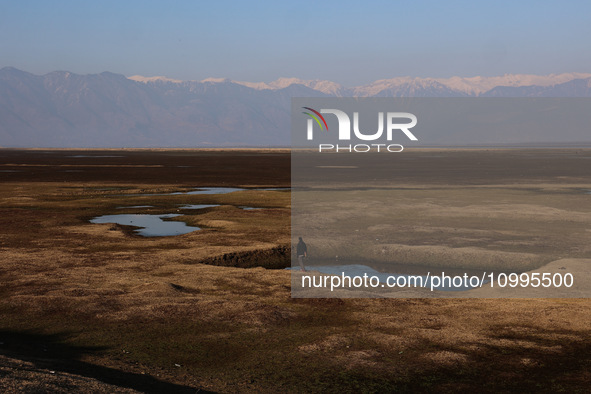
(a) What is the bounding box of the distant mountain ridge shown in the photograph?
[130,72,591,97]
[1,67,590,147]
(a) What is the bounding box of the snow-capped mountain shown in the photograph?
[128,75,183,84]
[233,78,346,96]
[1,67,590,147]
[128,72,591,97]
[349,73,591,96]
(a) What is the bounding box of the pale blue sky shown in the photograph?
[1,0,590,85]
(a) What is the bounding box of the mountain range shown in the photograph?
[1,67,591,147]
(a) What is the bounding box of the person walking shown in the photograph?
[296,237,307,272]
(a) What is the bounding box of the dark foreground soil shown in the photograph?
[0,149,290,186]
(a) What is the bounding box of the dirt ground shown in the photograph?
[1,149,590,393]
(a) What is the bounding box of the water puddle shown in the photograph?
[126,186,289,197]
[90,214,200,237]
[116,205,154,209]
[93,187,288,237]
[178,204,220,210]
[177,204,265,210]
[170,187,246,195]
[67,155,124,158]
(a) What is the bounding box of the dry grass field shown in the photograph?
[1,149,590,393]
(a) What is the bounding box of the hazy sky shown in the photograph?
[1,0,590,86]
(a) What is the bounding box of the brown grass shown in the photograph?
[0,149,590,393]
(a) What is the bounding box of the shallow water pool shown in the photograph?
[90,214,200,237]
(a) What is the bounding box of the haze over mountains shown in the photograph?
[130,72,591,97]
[1,67,591,147]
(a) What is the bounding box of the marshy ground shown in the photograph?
[0,149,590,393]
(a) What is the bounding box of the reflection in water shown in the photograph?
[90,214,200,237]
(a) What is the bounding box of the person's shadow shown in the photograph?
[0,329,215,393]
